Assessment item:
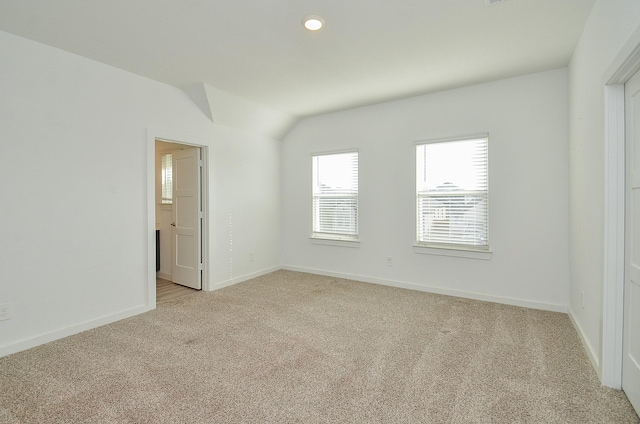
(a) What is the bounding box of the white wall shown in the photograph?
[207,125,282,287]
[0,30,281,356]
[568,0,640,376]
[282,69,570,311]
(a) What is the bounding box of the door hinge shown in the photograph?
[199,159,203,167]
[198,262,204,271]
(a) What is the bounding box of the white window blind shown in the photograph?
[312,151,358,240]
[416,136,488,249]
[161,153,173,205]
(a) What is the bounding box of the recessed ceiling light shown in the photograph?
[303,15,324,31]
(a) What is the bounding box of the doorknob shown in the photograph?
[171,222,176,227]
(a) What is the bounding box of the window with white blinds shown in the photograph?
[416,136,488,249]
[312,151,358,240]
[161,153,173,205]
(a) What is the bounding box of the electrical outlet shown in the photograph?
[249,252,255,262]
[386,256,393,267]
[0,304,11,321]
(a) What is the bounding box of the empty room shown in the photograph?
[1,0,640,422]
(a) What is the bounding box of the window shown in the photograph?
[416,136,488,250]
[161,153,173,205]
[312,151,358,240]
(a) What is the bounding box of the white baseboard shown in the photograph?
[209,266,282,291]
[0,266,280,359]
[282,265,567,313]
[568,306,601,378]
[1,265,569,359]
[0,304,153,359]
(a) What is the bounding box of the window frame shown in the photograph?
[161,153,173,205]
[414,134,490,257]
[310,149,359,244]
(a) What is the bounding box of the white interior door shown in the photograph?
[623,69,640,414]
[171,147,202,290]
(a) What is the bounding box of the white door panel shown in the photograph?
[623,68,640,414]
[171,147,202,290]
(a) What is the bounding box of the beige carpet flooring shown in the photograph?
[0,270,638,423]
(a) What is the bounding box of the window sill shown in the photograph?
[310,236,360,248]
[413,245,492,260]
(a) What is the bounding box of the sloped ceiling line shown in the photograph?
[183,82,299,140]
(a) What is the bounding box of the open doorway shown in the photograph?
[151,137,208,303]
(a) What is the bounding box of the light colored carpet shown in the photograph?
[0,270,638,423]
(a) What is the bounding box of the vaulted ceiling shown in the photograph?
[0,0,594,117]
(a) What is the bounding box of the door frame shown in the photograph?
[146,128,210,308]
[602,25,640,388]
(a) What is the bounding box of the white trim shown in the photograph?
[310,237,361,248]
[0,304,152,358]
[200,147,210,291]
[568,306,601,378]
[310,147,359,157]
[413,132,489,146]
[604,27,640,85]
[282,265,566,313]
[413,245,492,260]
[209,266,281,291]
[146,132,157,309]
[600,24,640,389]
[602,83,626,389]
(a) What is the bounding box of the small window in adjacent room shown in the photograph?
[312,151,359,241]
[416,135,489,250]
[161,153,173,205]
